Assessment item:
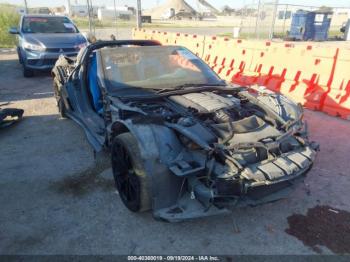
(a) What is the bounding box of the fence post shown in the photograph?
[269,0,279,39]
[255,0,262,39]
[282,4,289,37]
[136,0,142,29]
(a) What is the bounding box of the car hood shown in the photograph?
[23,33,86,48]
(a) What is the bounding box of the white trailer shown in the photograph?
[97,7,132,21]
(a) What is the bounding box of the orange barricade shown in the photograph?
[201,36,229,73]
[322,48,350,120]
[276,45,336,109]
[201,37,255,82]
[255,42,290,89]
[233,41,271,86]
[263,43,293,92]
[132,28,145,40]
[171,33,206,58]
[162,32,178,46]
[150,30,164,42]
[134,28,350,119]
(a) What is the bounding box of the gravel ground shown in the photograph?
[0,47,349,255]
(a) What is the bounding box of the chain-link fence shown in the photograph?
[240,1,350,39]
[15,0,138,28]
[236,0,276,39]
[4,0,350,41]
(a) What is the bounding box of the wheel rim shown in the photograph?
[112,142,140,208]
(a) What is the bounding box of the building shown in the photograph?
[97,6,133,21]
[143,0,197,20]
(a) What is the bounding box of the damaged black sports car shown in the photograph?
[52,40,318,222]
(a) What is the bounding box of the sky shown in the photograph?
[1,0,350,9]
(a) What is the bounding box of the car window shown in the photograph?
[22,17,78,34]
[100,46,222,91]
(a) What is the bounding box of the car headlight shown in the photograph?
[74,42,88,50]
[23,41,45,52]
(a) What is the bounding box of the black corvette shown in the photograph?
[52,40,318,221]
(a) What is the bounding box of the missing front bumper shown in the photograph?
[153,174,306,222]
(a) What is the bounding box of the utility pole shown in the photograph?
[86,0,95,36]
[282,4,288,37]
[87,0,92,35]
[136,0,142,29]
[255,0,262,39]
[269,0,279,40]
[24,0,28,14]
[113,0,118,38]
[67,0,72,16]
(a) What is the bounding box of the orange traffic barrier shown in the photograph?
[233,41,271,86]
[322,48,350,120]
[201,37,255,82]
[162,32,178,46]
[202,36,228,72]
[132,28,144,39]
[134,28,350,119]
[171,33,205,57]
[272,45,336,109]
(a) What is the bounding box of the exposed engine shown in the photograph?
[128,90,309,163]
[122,89,316,209]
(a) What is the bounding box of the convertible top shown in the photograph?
[86,40,162,54]
[88,40,162,48]
[76,40,162,65]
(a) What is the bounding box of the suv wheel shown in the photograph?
[23,65,34,78]
[17,49,23,64]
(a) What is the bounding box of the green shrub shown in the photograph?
[0,4,20,48]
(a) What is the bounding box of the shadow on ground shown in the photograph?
[0,57,53,103]
[49,152,114,197]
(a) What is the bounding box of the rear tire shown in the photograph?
[111,133,151,212]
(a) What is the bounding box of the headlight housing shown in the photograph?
[23,41,45,52]
[74,42,88,50]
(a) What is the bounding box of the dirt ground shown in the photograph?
[0,47,350,255]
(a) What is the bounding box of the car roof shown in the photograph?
[23,14,68,18]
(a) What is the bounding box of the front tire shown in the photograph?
[17,48,23,64]
[111,133,151,212]
[53,78,67,118]
[23,64,34,78]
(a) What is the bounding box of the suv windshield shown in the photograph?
[22,16,78,34]
[100,46,223,91]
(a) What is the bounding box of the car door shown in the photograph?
[63,50,106,151]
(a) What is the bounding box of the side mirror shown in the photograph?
[9,27,19,34]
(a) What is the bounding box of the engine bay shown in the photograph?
[125,90,307,165]
[115,89,315,205]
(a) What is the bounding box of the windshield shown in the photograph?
[100,46,223,91]
[22,17,78,34]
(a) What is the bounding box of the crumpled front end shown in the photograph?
[148,90,318,222]
[154,144,316,222]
